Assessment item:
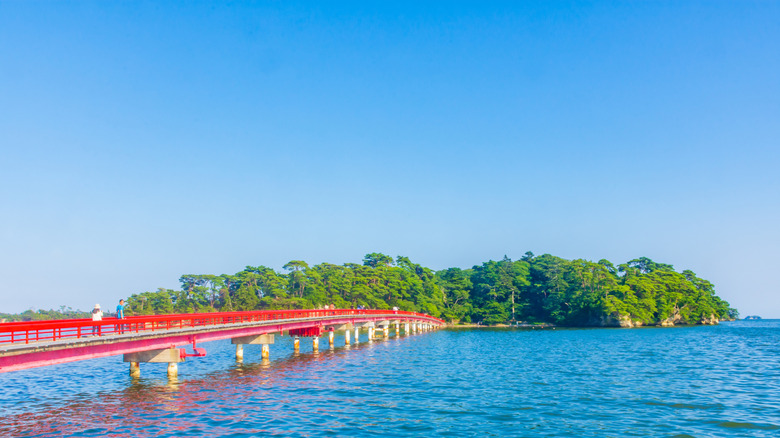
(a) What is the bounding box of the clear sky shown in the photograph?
[1,1,778,317]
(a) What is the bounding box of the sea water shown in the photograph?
[1,320,778,437]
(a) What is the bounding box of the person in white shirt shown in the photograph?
[91,304,103,336]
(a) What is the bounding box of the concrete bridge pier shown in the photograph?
[328,331,335,348]
[293,336,300,353]
[376,321,389,339]
[395,322,401,337]
[345,329,351,345]
[313,336,320,352]
[231,334,275,360]
[354,327,359,344]
[367,327,374,341]
[124,348,183,378]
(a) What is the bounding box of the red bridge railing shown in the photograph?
[0,309,444,345]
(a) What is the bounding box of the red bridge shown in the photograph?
[0,309,444,375]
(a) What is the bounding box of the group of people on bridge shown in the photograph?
[90,299,125,336]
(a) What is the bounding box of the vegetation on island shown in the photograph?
[120,253,737,327]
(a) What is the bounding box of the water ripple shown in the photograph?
[1,321,780,437]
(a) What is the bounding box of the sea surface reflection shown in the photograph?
[1,321,779,437]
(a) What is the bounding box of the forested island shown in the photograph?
[120,253,736,327]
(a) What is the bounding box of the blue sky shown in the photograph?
[1,1,778,316]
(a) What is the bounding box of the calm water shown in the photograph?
[1,321,779,437]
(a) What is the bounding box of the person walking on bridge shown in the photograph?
[91,304,103,336]
[115,299,125,334]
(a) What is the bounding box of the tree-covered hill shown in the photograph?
[124,253,737,327]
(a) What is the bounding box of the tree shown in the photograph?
[363,253,394,268]
[283,260,309,298]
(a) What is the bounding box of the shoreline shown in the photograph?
[448,323,556,328]
[447,319,738,329]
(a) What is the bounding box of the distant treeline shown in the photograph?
[124,253,738,327]
[0,306,91,322]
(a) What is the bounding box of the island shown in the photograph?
[110,253,736,328]
[5,253,736,327]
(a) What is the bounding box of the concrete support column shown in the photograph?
[368,327,374,342]
[395,323,401,337]
[313,336,320,352]
[354,327,359,344]
[293,337,300,353]
[383,327,389,338]
[125,348,182,377]
[129,361,140,377]
[345,329,351,345]
[231,333,275,360]
[328,331,335,348]
[167,362,178,378]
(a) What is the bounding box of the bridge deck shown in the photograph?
[0,309,443,373]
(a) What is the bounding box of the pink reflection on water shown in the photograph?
[0,341,384,437]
